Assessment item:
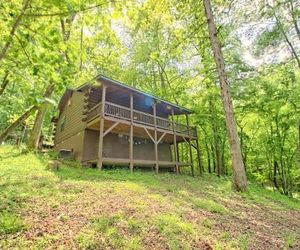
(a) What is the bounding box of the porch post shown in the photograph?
[177,143,181,174]
[171,108,179,174]
[97,84,106,170]
[153,101,158,174]
[186,114,194,177]
[129,94,134,172]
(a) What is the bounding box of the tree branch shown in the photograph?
[0,0,32,64]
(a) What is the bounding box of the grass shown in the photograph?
[77,214,143,249]
[0,211,26,234]
[155,214,196,249]
[0,145,300,249]
[191,198,228,214]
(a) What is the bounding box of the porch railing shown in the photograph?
[86,101,197,137]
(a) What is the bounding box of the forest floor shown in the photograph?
[0,146,300,250]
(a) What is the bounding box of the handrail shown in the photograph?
[86,101,197,137]
[88,102,101,113]
[105,101,131,111]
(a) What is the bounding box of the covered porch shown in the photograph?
[79,75,202,175]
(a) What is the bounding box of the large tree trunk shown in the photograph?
[27,84,55,150]
[203,0,247,191]
[0,106,37,144]
[0,0,31,64]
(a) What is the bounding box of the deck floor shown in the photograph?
[83,157,192,168]
[86,116,194,143]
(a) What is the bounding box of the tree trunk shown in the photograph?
[0,71,9,96]
[209,98,223,176]
[27,84,55,150]
[0,0,31,64]
[205,140,212,173]
[273,161,279,190]
[274,14,300,68]
[0,106,37,144]
[211,143,216,173]
[288,0,300,41]
[298,122,300,161]
[203,0,247,191]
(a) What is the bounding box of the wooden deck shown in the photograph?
[83,157,193,168]
[85,101,197,140]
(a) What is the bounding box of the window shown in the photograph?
[60,116,66,132]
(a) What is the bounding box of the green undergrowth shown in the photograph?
[0,211,27,234]
[77,213,143,249]
[0,145,299,249]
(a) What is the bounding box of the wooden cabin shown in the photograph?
[54,75,201,175]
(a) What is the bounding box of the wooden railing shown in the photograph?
[86,103,102,121]
[86,101,197,137]
[105,102,131,121]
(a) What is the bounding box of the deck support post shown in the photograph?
[186,114,194,177]
[129,94,134,172]
[176,142,180,174]
[153,102,158,174]
[171,109,179,174]
[97,84,106,170]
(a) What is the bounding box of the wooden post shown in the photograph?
[129,94,134,172]
[97,84,106,170]
[153,101,158,174]
[186,114,194,177]
[171,109,179,174]
[176,141,180,174]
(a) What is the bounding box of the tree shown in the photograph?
[0,106,37,144]
[0,0,32,64]
[27,84,55,149]
[202,0,247,191]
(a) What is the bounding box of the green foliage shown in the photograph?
[255,24,283,55]
[1,0,300,244]
[92,214,122,232]
[0,211,26,234]
[77,214,143,249]
[236,234,250,250]
[202,218,213,229]
[283,231,297,249]
[1,0,300,195]
[155,214,195,249]
[191,198,228,214]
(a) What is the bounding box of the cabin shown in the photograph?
[54,75,201,175]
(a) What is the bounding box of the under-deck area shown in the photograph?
[84,118,196,169]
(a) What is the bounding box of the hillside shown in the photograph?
[0,146,299,249]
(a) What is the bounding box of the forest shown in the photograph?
[1,0,300,194]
